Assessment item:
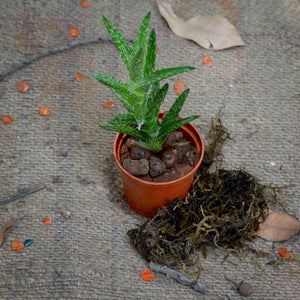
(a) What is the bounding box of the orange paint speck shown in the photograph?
[11,241,25,251]
[102,101,116,109]
[2,115,13,123]
[38,107,51,116]
[69,27,79,37]
[80,0,90,8]
[202,55,213,67]
[75,73,83,82]
[141,269,154,281]
[278,248,293,259]
[44,218,53,226]
[156,46,159,52]
[17,80,29,93]
[174,80,186,95]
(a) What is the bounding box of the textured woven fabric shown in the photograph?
[0,0,299,299]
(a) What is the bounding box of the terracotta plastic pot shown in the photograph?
[113,119,204,217]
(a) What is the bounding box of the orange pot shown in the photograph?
[113,121,204,217]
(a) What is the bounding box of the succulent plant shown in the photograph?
[93,12,199,152]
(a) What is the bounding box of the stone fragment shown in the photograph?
[149,157,166,178]
[131,145,150,160]
[123,158,149,176]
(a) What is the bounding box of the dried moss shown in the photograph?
[128,113,276,270]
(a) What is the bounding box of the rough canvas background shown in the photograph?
[0,0,299,299]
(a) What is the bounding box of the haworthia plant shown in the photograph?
[93,12,199,152]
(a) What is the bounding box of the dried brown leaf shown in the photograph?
[257,210,300,241]
[157,0,245,50]
[0,219,16,246]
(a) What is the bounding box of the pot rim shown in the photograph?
[113,122,204,187]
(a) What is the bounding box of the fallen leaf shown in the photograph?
[257,210,300,241]
[0,219,16,246]
[157,0,245,50]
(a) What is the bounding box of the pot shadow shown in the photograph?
[103,153,133,214]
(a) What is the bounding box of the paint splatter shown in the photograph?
[278,248,293,259]
[17,80,30,93]
[44,218,53,226]
[11,241,25,251]
[141,269,154,281]
[75,73,83,82]
[38,107,51,116]
[102,101,116,109]
[80,0,90,8]
[69,27,79,37]
[2,115,13,123]
[24,239,34,247]
[174,80,185,95]
[202,55,213,67]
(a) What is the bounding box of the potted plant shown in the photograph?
[93,12,204,217]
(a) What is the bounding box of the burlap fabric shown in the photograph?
[0,0,299,299]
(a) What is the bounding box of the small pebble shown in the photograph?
[238,281,253,297]
[24,239,34,247]
[60,209,71,219]
[149,156,166,178]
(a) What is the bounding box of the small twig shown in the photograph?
[0,36,135,81]
[0,183,47,205]
[149,261,207,294]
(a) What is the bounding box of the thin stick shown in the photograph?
[0,36,135,81]
[149,261,207,294]
[0,183,47,205]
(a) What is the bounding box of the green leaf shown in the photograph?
[146,83,168,122]
[160,116,199,137]
[142,66,195,86]
[100,125,146,140]
[103,16,133,71]
[108,113,136,125]
[135,140,163,153]
[93,73,131,94]
[162,89,189,124]
[110,88,134,113]
[129,46,146,84]
[144,28,156,77]
[133,12,151,55]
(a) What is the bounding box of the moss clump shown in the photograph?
[128,114,275,270]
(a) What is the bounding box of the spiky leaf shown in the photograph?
[103,16,133,71]
[133,12,151,55]
[160,115,199,136]
[162,89,189,124]
[100,125,146,140]
[109,113,136,125]
[129,46,146,84]
[142,66,195,86]
[144,29,156,76]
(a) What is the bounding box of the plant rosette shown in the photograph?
[94,12,204,216]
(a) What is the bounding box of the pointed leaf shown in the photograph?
[157,1,245,50]
[146,83,168,121]
[160,116,199,137]
[142,66,194,86]
[135,140,163,153]
[144,29,156,77]
[109,113,136,125]
[93,73,131,94]
[103,16,133,70]
[110,88,134,113]
[162,89,189,124]
[257,210,300,242]
[100,125,146,140]
[133,12,151,55]
[129,46,146,84]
